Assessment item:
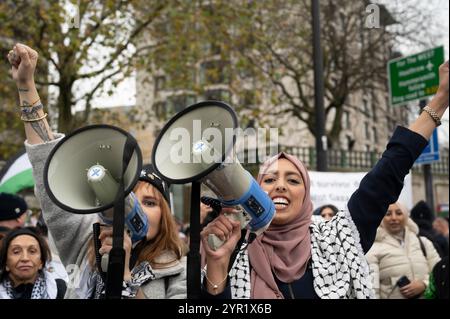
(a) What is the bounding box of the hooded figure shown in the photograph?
[0,193,28,239]
[410,200,448,257]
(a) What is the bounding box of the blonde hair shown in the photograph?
[87,181,186,270]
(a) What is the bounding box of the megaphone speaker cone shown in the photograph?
[44,124,142,214]
[152,101,238,184]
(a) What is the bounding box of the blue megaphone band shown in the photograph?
[222,174,275,232]
[125,195,149,243]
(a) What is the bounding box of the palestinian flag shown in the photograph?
[0,149,34,194]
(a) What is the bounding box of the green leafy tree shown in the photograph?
[0,0,169,135]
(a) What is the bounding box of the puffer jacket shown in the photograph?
[366,218,440,299]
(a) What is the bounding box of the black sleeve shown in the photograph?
[347,126,428,253]
[55,279,67,299]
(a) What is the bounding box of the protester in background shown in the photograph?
[433,217,449,242]
[410,200,448,257]
[7,44,186,299]
[0,193,28,241]
[201,202,214,226]
[366,202,440,299]
[318,204,338,221]
[424,256,449,299]
[33,214,69,284]
[174,217,187,243]
[200,60,449,298]
[0,227,66,298]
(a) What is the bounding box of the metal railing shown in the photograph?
[240,146,449,175]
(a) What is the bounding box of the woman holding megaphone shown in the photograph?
[7,43,187,299]
[200,61,449,298]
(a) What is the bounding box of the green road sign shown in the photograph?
[388,46,444,106]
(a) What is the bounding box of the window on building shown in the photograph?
[204,89,231,102]
[154,101,167,119]
[372,127,378,143]
[200,60,230,85]
[385,116,391,131]
[240,90,261,107]
[154,76,166,94]
[364,122,370,139]
[363,96,371,117]
[371,103,377,122]
[343,111,351,129]
[346,135,354,151]
[166,94,196,115]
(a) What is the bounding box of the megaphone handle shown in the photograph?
[207,211,244,251]
[207,234,225,251]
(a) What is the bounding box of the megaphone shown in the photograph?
[44,124,142,213]
[43,124,147,242]
[43,124,147,299]
[152,101,275,250]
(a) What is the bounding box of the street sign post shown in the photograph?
[388,46,444,106]
[415,129,440,165]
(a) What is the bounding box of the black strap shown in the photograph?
[92,223,106,281]
[55,279,67,299]
[105,135,137,299]
[417,235,428,258]
[187,181,201,299]
[164,276,170,295]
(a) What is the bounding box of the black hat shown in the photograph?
[138,164,170,204]
[0,193,28,222]
[411,200,434,222]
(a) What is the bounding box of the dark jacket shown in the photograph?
[203,126,429,299]
[425,256,449,299]
[411,201,449,258]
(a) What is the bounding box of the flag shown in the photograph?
[0,149,34,194]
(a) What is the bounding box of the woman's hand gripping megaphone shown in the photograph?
[201,207,244,260]
[98,227,133,280]
[207,206,250,251]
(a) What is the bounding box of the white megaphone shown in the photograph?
[152,101,275,250]
[43,125,148,244]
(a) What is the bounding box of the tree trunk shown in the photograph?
[328,108,343,149]
[57,81,74,133]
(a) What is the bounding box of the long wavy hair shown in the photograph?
[88,181,186,270]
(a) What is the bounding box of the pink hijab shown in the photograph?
[248,152,313,298]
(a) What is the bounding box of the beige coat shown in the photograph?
[366,218,440,299]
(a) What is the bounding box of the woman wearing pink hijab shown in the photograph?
[200,61,449,299]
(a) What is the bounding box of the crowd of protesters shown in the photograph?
[0,43,448,299]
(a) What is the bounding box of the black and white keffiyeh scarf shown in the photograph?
[1,272,51,299]
[91,261,156,299]
[227,210,375,299]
